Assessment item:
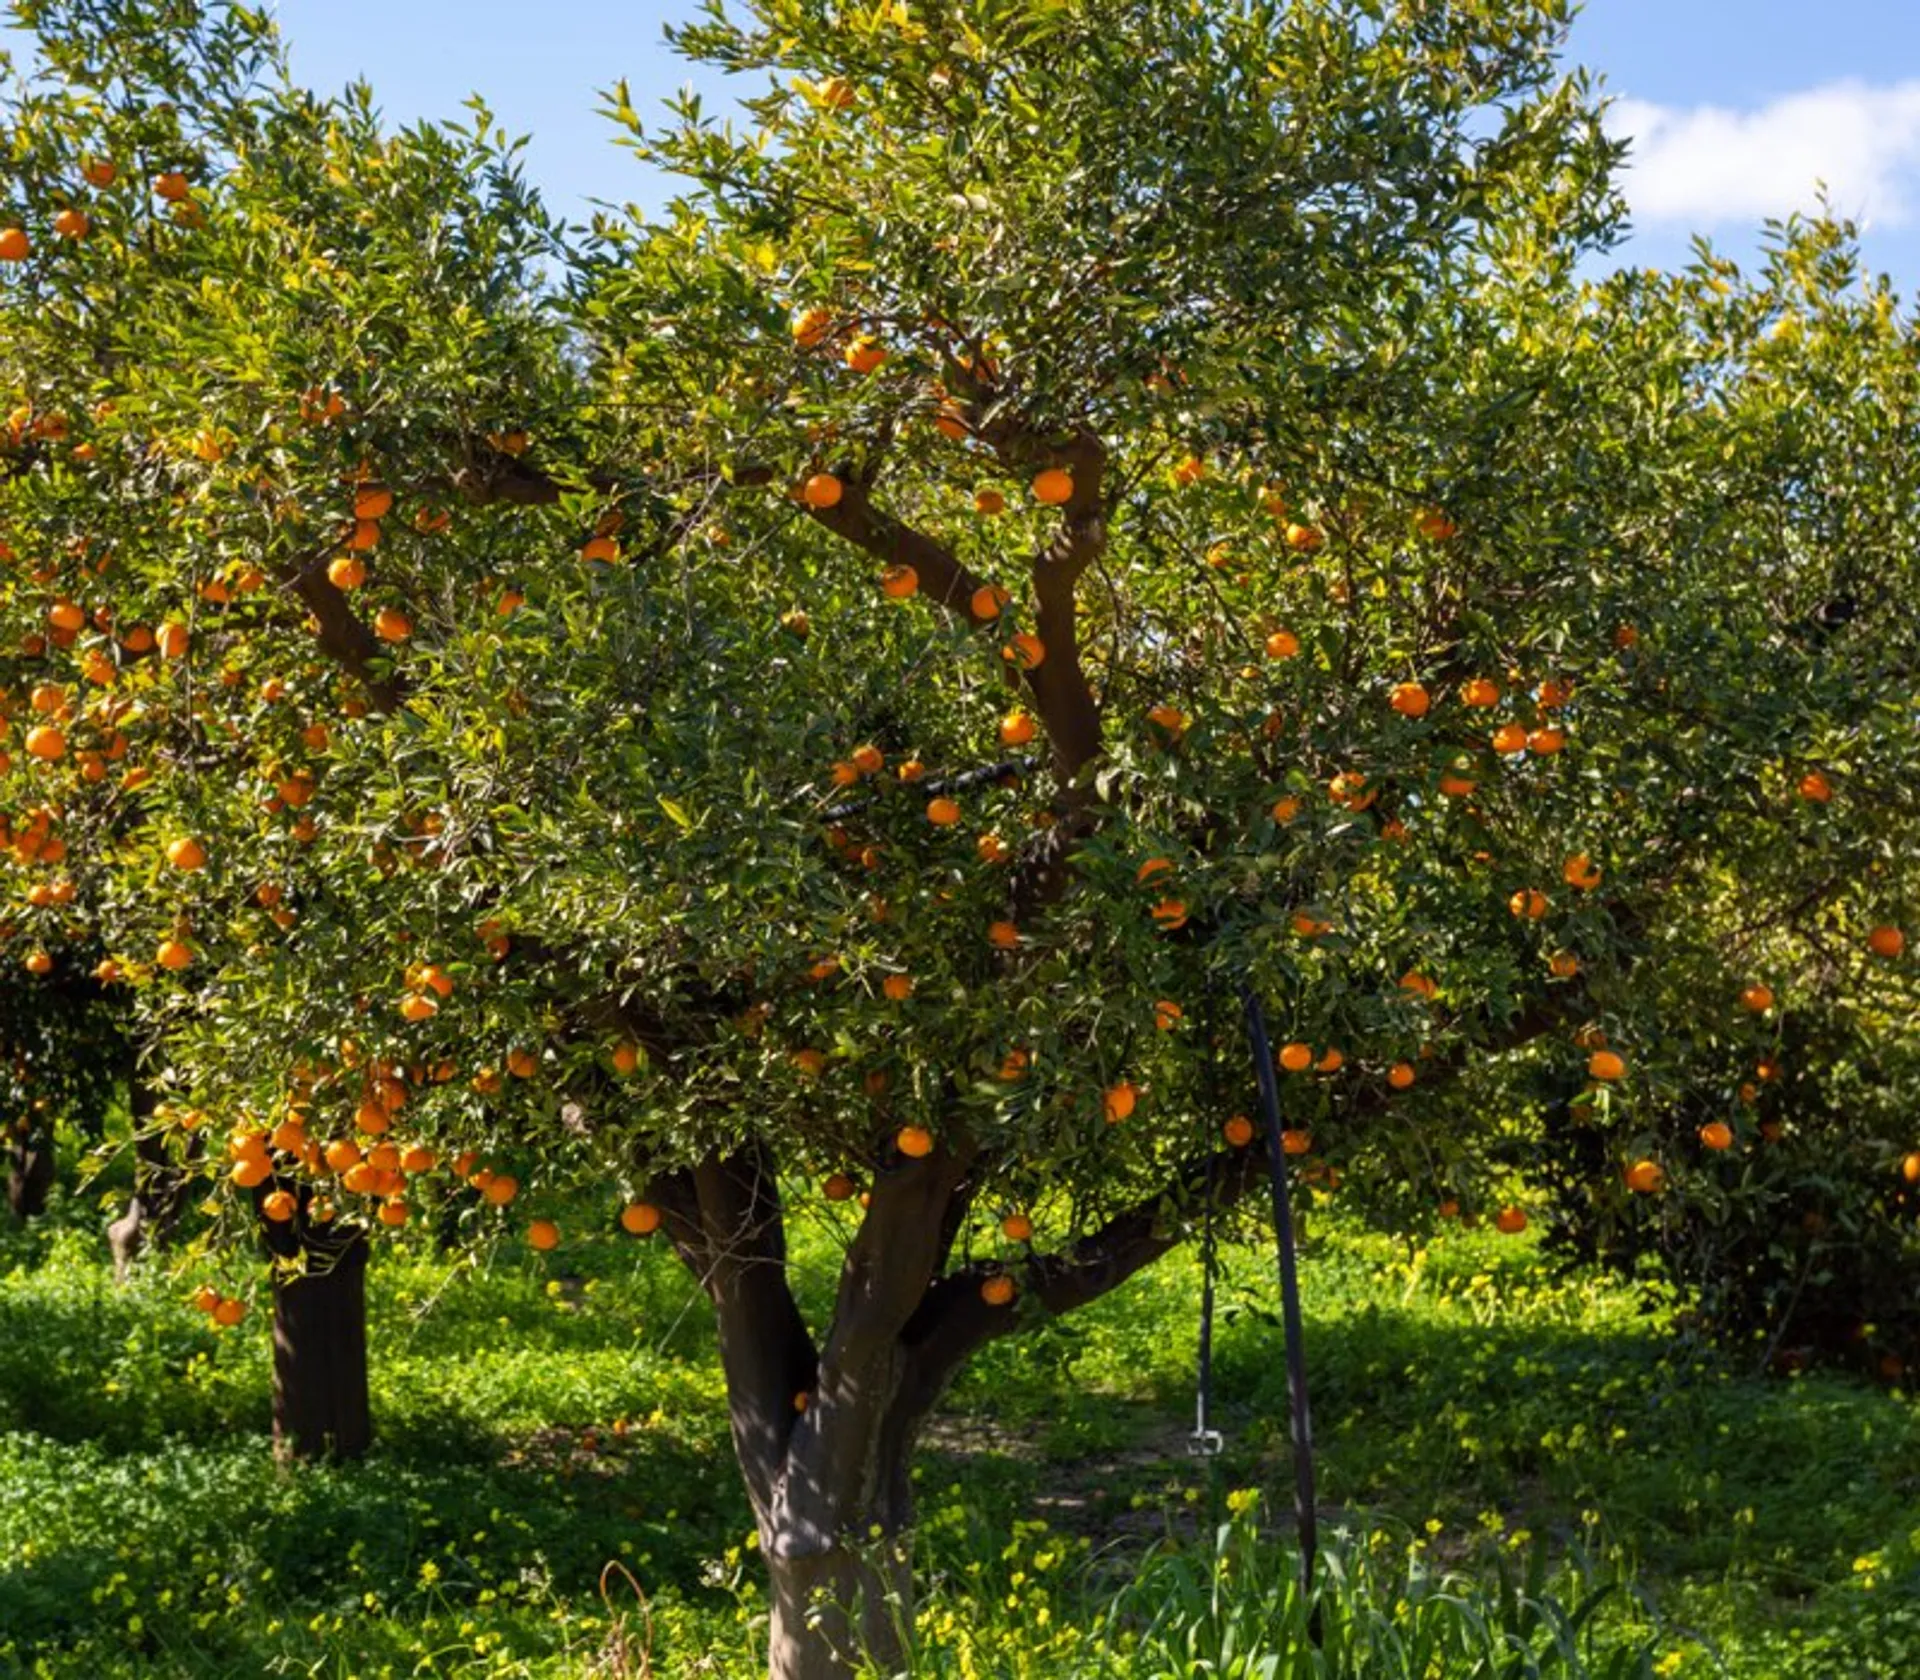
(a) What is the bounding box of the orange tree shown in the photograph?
[2,2,1919,1676]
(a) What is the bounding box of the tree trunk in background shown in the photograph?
[270,1222,373,1460]
[5,1109,54,1220]
[107,1070,193,1276]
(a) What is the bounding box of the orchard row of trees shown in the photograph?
[2,2,1917,1675]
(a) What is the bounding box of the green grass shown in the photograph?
[2,1181,1917,1679]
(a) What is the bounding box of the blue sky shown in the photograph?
[20,2,1920,282]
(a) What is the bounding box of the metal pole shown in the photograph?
[1237,982,1319,1606]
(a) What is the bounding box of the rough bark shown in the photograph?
[767,1540,911,1680]
[107,1072,192,1277]
[268,1222,373,1461]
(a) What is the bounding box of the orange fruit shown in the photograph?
[1001,1212,1033,1243]
[974,488,1006,517]
[153,170,190,201]
[999,709,1036,747]
[262,1189,297,1223]
[483,1173,519,1206]
[0,227,29,261]
[1624,1159,1665,1194]
[802,472,843,509]
[1281,1128,1313,1156]
[1699,1122,1734,1151]
[211,1296,246,1327]
[1461,677,1501,708]
[1150,898,1188,930]
[1527,728,1566,755]
[972,584,1011,620]
[23,949,53,976]
[398,993,438,1022]
[880,564,919,598]
[621,1201,662,1235]
[1146,703,1188,739]
[851,743,885,775]
[378,1198,408,1227]
[24,725,65,760]
[1222,1115,1255,1147]
[156,937,193,971]
[1796,770,1832,803]
[1103,1083,1138,1123]
[822,1173,857,1202]
[527,1218,560,1251]
[1562,854,1601,890]
[82,157,117,187]
[1739,984,1774,1013]
[843,336,887,375]
[52,208,88,240]
[1002,632,1046,669]
[1389,681,1430,718]
[1153,1000,1183,1031]
[927,796,961,826]
[610,1040,641,1076]
[158,621,190,658]
[791,306,832,348]
[1868,925,1905,959]
[166,837,207,871]
[882,973,914,1001]
[1278,1042,1313,1073]
[980,1274,1016,1306]
[1495,1207,1528,1235]
[1317,1048,1345,1073]
[1509,888,1548,919]
[1900,1152,1920,1184]
[1270,795,1301,824]
[1388,1062,1416,1090]
[896,1125,935,1159]
[1265,629,1301,660]
[373,607,412,642]
[1284,522,1322,552]
[581,535,620,563]
[1031,467,1073,505]
[1588,1049,1625,1081]
[1415,508,1458,540]
[1491,723,1529,755]
[1548,951,1580,979]
[354,485,393,521]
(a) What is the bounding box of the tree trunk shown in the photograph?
[766,1537,911,1680]
[5,1109,54,1220]
[107,1071,193,1276]
[270,1224,372,1460]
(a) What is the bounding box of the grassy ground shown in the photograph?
[1,1178,1916,1679]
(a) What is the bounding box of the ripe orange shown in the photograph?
[581,535,620,563]
[1103,1083,1138,1123]
[1153,1000,1183,1031]
[378,1198,408,1227]
[23,949,53,976]
[262,1189,297,1222]
[1399,970,1437,999]
[211,1297,247,1327]
[1265,629,1301,660]
[1588,1049,1625,1082]
[398,993,438,1022]
[373,607,412,642]
[1146,703,1187,738]
[1031,467,1073,505]
[0,227,29,261]
[843,336,886,375]
[927,796,961,826]
[791,306,832,348]
[157,621,189,658]
[83,157,117,187]
[354,484,393,521]
[1509,888,1548,920]
[1537,678,1573,709]
[802,472,843,509]
[974,488,1006,517]
[896,1125,935,1159]
[153,170,190,201]
[1270,795,1301,824]
[1699,1122,1734,1151]
[1495,1207,1528,1235]
[1739,984,1774,1013]
[167,837,207,871]
[1624,1159,1665,1195]
[1901,1152,1920,1184]
[972,584,1011,620]
[483,1173,520,1206]
[1389,681,1430,719]
[880,564,919,598]
[822,1173,857,1202]
[1281,1128,1313,1156]
[24,725,65,760]
[882,973,913,1001]
[52,207,88,239]
[1796,770,1833,803]
[987,920,1019,950]
[1278,1041,1313,1073]
[1388,1062,1416,1090]
[610,1040,641,1076]
[1491,723,1529,755]
[1150,898,1188,930]
[1562,853,1601,890]
[612,1198,661,1236]
[1001,1212,1033,1243]
[1317,1048,1345,1072]
[528,1218,559,1251]
[1284,522,1322,552]
[999,709,1036,747]
[1222,1115,1255,1147]
[1868,925,1905,958]
[851,743,885,775]
[980,1274,1017,1306]
[1548,951,1580,979]
[1461,677,1501,708]
[1002,632,1046,669]
[156,937,192,971]
[1415,508,1458,541]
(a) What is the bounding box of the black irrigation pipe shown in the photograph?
[822,753,1037,821]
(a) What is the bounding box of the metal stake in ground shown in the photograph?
[1237,983,1319,1607]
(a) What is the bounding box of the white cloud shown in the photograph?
[1608,81,1920,230]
